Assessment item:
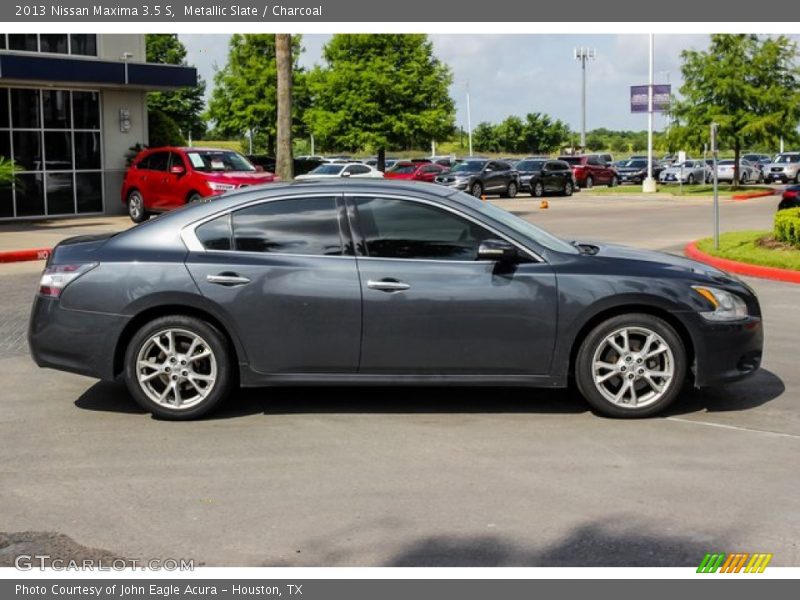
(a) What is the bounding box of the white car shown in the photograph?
[658,160,711,185]
[295,163,384,180]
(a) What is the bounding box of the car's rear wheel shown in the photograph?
[687,174,695,185]
[187,191,204,204]
[608,176,618,188]
[506,181,518,198]
[563,181,574,197]
[127,190,148,223]
[532,181,544,197]
[471,182,483,198]
[124,315,234,420]
[584,176,593,189]
[575,313,687,418]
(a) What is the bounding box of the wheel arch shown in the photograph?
[114,303,243,380]
[566,303,696,383]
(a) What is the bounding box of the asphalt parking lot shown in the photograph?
[1,193,798,567]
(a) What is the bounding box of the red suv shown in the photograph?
[558,154,618,188]
[384,161,446,182]
[122,147,278,222]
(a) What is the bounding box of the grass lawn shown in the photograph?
[587,184,774,197]
[191,140,245,153]
[696,231,800,271]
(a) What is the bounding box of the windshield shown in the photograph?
[186,151,256,172]
[388,163,417,174]
[453,192,579,255]
[774,154,800,164]
[515,160,545,171]
[310,164,345,175]
[718,160,735,165]
[620,160,648,168]
[451,161,486,173]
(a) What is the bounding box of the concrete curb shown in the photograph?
[0,248,51,264]
[731,190,775,201]
[685,241,800,284]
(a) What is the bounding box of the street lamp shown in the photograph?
[465,81,473,157]
[574,47,596,150]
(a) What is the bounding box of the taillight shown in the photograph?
[784,190,798,199]
[39,263,97,298]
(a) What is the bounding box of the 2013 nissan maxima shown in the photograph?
[29,180,763,420]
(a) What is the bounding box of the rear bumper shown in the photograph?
[28,296,129,381]
[686,313,764,387]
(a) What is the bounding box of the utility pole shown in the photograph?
[642,34,657,193]
[574,47,596,150]
[466,82,473,157]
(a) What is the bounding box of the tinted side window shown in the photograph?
[136,156,151,170]
[147,152,170,172]
[232,197,343,256]
[346,164,371,175]
[196,214,232,251]
[354,197,495,261]
[495,161,511,171]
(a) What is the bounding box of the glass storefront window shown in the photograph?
[8,34,37,52]
[40,34,69,54]
[1,87,103,219]
[70,35,97,56]
[0,34,97,56]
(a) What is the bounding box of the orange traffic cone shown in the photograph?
[540,199,549,209]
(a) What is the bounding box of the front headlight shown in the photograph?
[691,286,748,321]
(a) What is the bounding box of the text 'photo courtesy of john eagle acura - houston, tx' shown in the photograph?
[28,179,763,420]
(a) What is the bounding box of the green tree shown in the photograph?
[473,122,499,153]
[148,110,186,147]
[496,116,525,154]
[522,113,570,154]
[145,34,206,140]
[207,34,305,156]
[304,34,455,155]
[671,34,800,185]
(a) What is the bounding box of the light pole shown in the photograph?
[574,47,595,150]
[465,81,473,157]
[642,34,657,193]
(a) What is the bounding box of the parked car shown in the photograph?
[514,158,575,196]
[29,179,763,420]
[558,155,618,188]
[615,159,664,184]
[384,161,446,182]
[658,160,710,185]
[764,152,800,183]
[716,159,763,184]
[742,153,773,176]
[122,147,278,223]
[434,159,520,198]
[778,185,800,210]
[294,163,384,180]
[597,153,614,166]
[247,155,324,177]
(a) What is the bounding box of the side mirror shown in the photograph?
[169,165,185,175]
[477,239,518,262]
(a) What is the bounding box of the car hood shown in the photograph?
[579,242,728,279]
[203,171,277,184]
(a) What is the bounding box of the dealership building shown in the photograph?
[0,33,197,220]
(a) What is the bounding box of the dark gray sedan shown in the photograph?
[29,180,763,419]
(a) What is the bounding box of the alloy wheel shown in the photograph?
[135,328,218,410]
[591,326,675,409]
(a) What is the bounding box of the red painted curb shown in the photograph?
[731,190,775,201]
[685,241,800,284]
[0,248,52,264]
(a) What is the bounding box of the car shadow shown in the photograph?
[73,368,784,421]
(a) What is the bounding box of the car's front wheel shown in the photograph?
[470,182,483,198]
[562,181,574,197]
[124,315,234,420]
[575,313,687,418]
[506,181,518,198]
[127,190,148,223]
[532,181,544,197]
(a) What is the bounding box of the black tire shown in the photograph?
[562,181,574,197]
[574,313,687,418]
[127,189,148,223]
[124,315,234,420]
[687,174,695,185]
[584,176,593,189]
[608,176,618,188]
[531,181,544,198]
[187,192,204,204]
[506,181,518,199]
[794,173,799,184]
[470,182,483,198]
[740,173,748,185]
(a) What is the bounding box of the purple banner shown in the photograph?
[631,84,671,113]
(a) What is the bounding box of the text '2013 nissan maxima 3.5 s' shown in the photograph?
[29,180,763,420]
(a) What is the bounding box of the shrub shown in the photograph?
[0,156,17,186]
[774,207,800,248]
[147,110,186,147]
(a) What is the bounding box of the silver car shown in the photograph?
[658,160,710,185]
[764,152,800,183]
[716,159,763,184]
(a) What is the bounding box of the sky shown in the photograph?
[179,34,713,134]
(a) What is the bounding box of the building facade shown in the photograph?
[0,34,197,220]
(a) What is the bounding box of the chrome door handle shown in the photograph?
[206,274,251,286]
[367,279,411,292]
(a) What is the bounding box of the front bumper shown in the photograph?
[684,313,764,387]
[28,296,129,381]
